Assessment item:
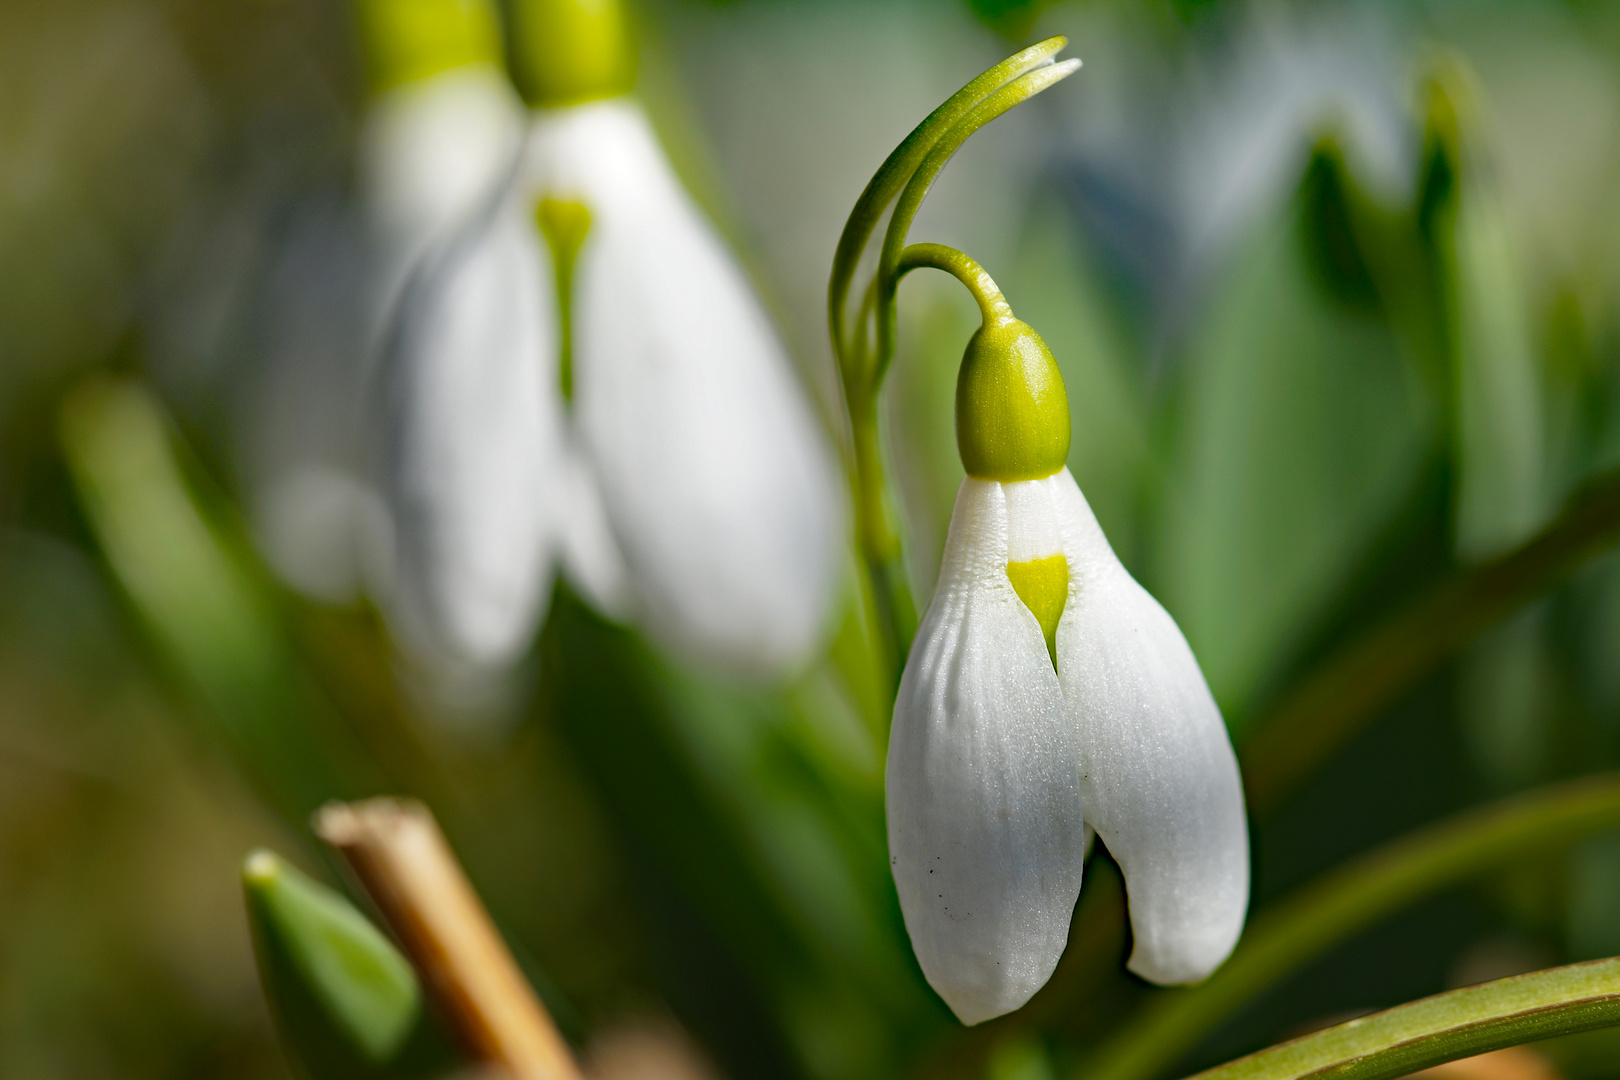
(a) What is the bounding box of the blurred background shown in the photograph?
[10,0,1620,1077]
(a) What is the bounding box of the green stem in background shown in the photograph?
[1185,958,1620,1080]
[58,377,370,822]
[827,37,1078,690]
[1080,773,1620,1080]
[1240,466,1620,815]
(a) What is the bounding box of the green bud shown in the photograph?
[244,849,437,1078]
[354,0,502,96]
[507,0,633,108]
[955,316,1070,483]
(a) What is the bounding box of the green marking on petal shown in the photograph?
[536,197,592,403]
[1007,553,1068,668]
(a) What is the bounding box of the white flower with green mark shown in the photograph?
[887,252,1248,1025]
[384,0,843,674]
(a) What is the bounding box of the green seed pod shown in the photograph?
[955,316,1071,483]
[507,0,633,108]
[243,850,453,1079]
[354,0,503,96]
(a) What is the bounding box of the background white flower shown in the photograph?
[251,0,522,610]
[381,0,844,676]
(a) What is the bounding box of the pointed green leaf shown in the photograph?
[243,849,423,1076]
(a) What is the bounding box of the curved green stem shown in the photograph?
[1242,465,1620,815]
[828,36,1067,370]
[896,243,1013,325]
[1185,958,1620,1080]
[1080,773,1620,1080]
[871,58,1079,387]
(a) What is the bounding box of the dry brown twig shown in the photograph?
[315,796,583,1080]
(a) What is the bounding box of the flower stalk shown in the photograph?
[827,36,1079,688]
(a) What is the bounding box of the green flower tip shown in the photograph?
[956,316,1071,483]
[243,848,421,1066]
[355,0,502,96]
[508,0,633,108]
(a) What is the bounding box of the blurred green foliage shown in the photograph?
[14,1,1620,1078]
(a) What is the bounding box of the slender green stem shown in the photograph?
[1185,958,1620,1080]
[896,243,1013,325]
[1079,773,1620,1080]
[1241,465,1620,815]
[850,404,915,685]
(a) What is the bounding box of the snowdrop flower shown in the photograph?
[354,0,526,318]
[382,0,843,674]
[887,255,1248,1024]
[252,0,523,604]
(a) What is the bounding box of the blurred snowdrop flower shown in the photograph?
[354,0,525,317]
[252,0,522,605]
[887,266,1247,1024]
[382,0,843,674]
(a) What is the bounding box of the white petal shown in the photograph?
[553,448,632,619]
[528,100,845,676]
[1049,470,1249,985]
[381,199,559,667]
[888,478,1085,1025]
[359,66,525,275]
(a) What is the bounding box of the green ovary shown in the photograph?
[1007,553,1068,668]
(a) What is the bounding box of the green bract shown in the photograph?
[507,0,633,107]
[956,315,1070,483]
[354,0,502,96]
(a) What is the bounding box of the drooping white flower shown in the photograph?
[380,0,843,674]
[888,300,1247,1025]
[251,0,523,608]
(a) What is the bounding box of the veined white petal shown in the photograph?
[1049,469,1249,985]
[528,99,844,676]
[1004,478,1064,562]
[888,478,1085,1025]
[381,197,559,668]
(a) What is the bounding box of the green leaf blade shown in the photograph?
[1189,959,1620,1080]
[1083,773,1620,1080]
[244,849,424,1075]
